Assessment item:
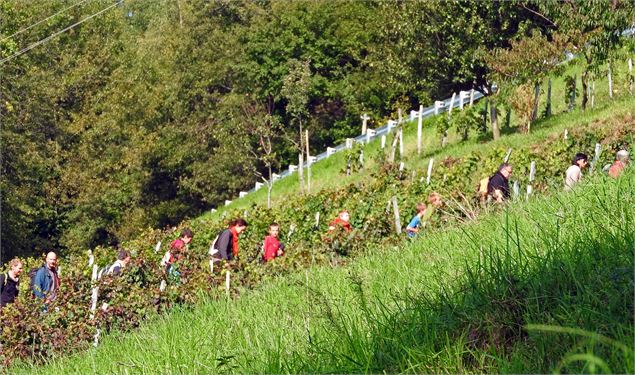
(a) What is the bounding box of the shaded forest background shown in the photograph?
[1,0,632,260]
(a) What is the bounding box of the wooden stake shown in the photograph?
[417,105,423,155]
[590,143,602,174]
[608,62,613,99]
[448,93,456,117]
[426,158,434,185]
[225,270,231,298]
[360,113,370,135]
[306,130,311,194]
[504,148,513,163]
[398,128,404,159]
[391,196,401,235]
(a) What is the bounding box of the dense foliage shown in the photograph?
[1,111,632,366]
[4,0,632,259]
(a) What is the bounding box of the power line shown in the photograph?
[0,0,93,43]
[0,0,123,66]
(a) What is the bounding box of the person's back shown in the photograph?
[608,150,629,178]
[213,219,248,261]
[487,164,512,202]
[406,203,426,238]
[564,164,581,190]
[214,228,234,261]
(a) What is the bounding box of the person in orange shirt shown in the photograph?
[328,210,351,232]
[608,150,629,178]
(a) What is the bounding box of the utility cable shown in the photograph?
[0,0,93,43]
[0,0,123,65]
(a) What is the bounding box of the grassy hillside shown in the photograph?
[4,58,634,371]
[20,169,634,374]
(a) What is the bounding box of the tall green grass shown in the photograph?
[21,170,634,374]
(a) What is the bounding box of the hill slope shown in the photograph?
[21,166,634,374]
[12,92,635,373]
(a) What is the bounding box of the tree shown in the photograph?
[540,0,635,109]
[485,31,569,133]
[281,58,311,194]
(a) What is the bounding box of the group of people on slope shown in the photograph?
[483,149,630,205]
[562,149,630,191]
[3,149,629,308]
[1,252,60,309]
[1,249,133,309]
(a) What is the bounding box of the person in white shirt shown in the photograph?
[565,152,588,191]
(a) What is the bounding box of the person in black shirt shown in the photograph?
[0,258,23,307]
[487,163,513,203]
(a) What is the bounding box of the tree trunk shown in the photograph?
[490,99,500,140]
[298,153,304,195]
[581,71,589,110]
[298,122,304,194]
[530,82,540,122]
[267,166,272,209]
[505,109,511,129]
[545,78,552,117]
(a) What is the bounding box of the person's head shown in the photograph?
[415,202,427,214]
[616,150,629,163]
[180,228,193,244]
[428,192,442,207]
[268,223,280,238]
[8,258,23,278]
[499,163,513,179]
[338,211,350,222]
[117,250,131,266]
[572,153,589,168]
[231,218,248,234]
[45,252,57,270]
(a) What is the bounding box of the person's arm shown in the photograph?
[216,230,232,260]
[406,216,420,234]
[33,268,47,299]
[160,252,170,267]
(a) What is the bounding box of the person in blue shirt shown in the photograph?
[406,202,427,238]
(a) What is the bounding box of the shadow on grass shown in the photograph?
[291,175,634,374]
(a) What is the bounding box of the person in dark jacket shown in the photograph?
[213,219,248,261]
[0,258,23,307]
[33,251,60,303]
[487,163,513,203]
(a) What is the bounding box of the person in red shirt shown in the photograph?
[263,223,285,262]
[328,210,352,232]
[161,228,193,276]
